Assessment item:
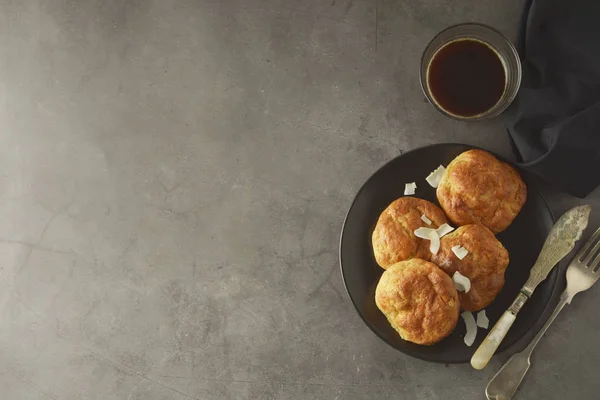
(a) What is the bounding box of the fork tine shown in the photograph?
[583,240,600,267]
[583,234,600,272]
[577,227,600,262]
[589,249,600,273]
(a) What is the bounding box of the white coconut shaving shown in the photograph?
[462,311,477,347]
[404,182,417,195]
[421,214,432,225]
[413,227,443,255]
[428,230,440,255]
[452,271,471,293]
[414,227,435,239]
[451,245,469,260]
[426,165,446,188]
[435,223,455,238]
[476,310,489,329]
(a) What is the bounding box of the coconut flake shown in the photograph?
[428,230,440,255]
[476,310,489,329]
[436,223,455,238]
[451,245,469,260]
[414,227,441,255]
[462,312,477,346]
[426,165,446,188]
[421,214,432,225]
[404,182,417,195]
[453,271,471,293]
[414,227,435,239]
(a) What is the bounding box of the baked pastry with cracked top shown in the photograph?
[436,149,526,234]
[375,258,460,345]
[372,197,448,269]
[432,224,509,311]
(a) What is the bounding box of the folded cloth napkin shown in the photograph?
[505,0,600,198]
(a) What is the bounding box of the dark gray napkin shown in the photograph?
[505,0,600,198]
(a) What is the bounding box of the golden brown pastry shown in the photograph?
[375,259,460,345]
[436,149,527,233]
[431,224,509,311]
[372,197,448,269]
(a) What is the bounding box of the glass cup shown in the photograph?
[420,23,522,121]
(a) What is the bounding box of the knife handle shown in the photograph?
[471,292,529,370]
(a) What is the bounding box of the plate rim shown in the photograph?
[339,142,562,363]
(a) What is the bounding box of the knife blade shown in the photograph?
[471,205,591,370]
[522,205,591,296]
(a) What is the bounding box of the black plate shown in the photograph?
[340,143,562,363]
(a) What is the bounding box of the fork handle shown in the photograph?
[521,292,569,355]
[485,292,570,400]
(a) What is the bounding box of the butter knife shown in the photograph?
[471,205,591,370]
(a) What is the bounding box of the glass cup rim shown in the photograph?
[420,22,522,121]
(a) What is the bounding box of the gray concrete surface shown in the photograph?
[1,0,599,399]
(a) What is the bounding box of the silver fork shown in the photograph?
[486,226,600,400]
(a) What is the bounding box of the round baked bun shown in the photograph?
[372,197,448,269]
[432,224,509,311]
[436,149,527,233]
[375,259,460,345]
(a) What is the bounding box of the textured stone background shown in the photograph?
[1,0,599,399]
